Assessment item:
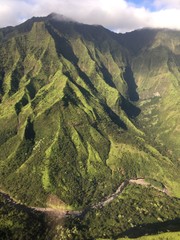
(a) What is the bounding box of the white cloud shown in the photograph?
[151,8,180,29]
[153,0,180,9]
[0,0,180,32]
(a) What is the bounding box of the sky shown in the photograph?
[0,0,180,32]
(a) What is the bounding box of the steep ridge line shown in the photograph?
[0,178,169,220]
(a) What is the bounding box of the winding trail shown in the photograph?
[0,178,169,219]
[32,207,81,218]
[88,178,168,211]
[91,180,129,209]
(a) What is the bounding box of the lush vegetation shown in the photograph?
[65,185,180,239]
[0,193,46,240]
[113,232,180,240]
[0,13,179,239]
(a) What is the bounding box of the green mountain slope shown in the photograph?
[120,29,180,157]
[0,14,179,239]
[118,28,180,195]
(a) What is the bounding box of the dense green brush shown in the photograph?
[0,14,179,239]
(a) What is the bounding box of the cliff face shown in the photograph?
[0,14,179,211]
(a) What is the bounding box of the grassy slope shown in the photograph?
[132,30,180,159]
[130,30,180,197]
[0,17,179,239]
[120,232,180,240]
[98,232,180,240]
[119,29,180,162]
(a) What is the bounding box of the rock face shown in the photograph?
[0,14,179,211]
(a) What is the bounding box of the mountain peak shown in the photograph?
[0,13,180,240]
[46,12,75,22]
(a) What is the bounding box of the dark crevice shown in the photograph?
[102,103,127,130]
[123,66,139,102]
[99,64,116,88]
[11,118,35,171]
[46,23,78,62]
[63,71,91,101]
[0,69,5,103]
[77,68,97,93]
[53,34,77,63]
[10,69,20,95]
[26,81,36,99]
[120,94,141,118]
[0,69,5,94]
[62,84,80,107]
[24,118,35,143]
[9,64,24,96]
[46,23,97,93]
[15,95,29,115]
[91,122,106,138]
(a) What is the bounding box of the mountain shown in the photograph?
[0,13,179,239]
[120,28,180,157]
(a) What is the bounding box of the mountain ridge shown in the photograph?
[0,14,179,239]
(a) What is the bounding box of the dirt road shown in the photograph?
[0,178,168,219]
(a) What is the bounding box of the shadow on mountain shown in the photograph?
[15,95,28,115]
[117,218,180,239]
[74,23,111,49]
[102,104,127,130]
[77,68,97,93]
[24,118,35,142]
[46,24,97,93]
[0,69,5,96]
[63,71,91,101]
[49,29,78,64]
[26,81,36,99]
[123,66,139,102]
[118,29,159,55]
[99,64,116,88]
[9,65,24,96]
[120,95,141,118]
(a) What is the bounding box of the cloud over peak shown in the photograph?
[0,0,180,32]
